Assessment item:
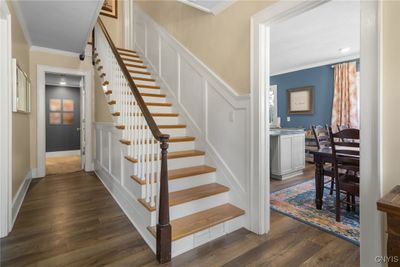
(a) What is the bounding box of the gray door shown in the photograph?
[46,85,81,152]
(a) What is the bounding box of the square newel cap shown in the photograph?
[377,185,400,216]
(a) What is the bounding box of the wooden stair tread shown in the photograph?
[117,47,137,54]
[148,204,244,241]
[131,165,216,185]
[132,77,156,82]
[122,57,143,63]
[136,84,160,89]
[125,63,147,69]
[120,136,194,146]
[139,183,229,211]
[115,124,186,130]
[119,52,139,58]
[146,102,172,107]
[125,150,205,164]
[140,93,166,98]
[129,70,151,75]
[151,113,178,117]
[159,124,186,129]
[119,112,178,117]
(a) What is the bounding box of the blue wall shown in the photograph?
[270,60,359,129]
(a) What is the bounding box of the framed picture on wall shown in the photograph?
[12,59,31,113]
[287,86,314,115]
[100,0,118,18]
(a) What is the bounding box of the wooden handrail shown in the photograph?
[96,18,168,142]
[95,18,171,263]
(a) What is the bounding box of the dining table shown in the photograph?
[311,147,360,210]
[311,148,334,210]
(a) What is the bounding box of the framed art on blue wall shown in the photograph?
[287,86,314,115]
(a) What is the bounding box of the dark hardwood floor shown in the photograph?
[271,163,316,193]
[1,170,359,266]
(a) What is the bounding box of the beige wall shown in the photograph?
[382,1,400,195]
[7,1,31,198]
[136,0,275,95]
[100,0,124,47]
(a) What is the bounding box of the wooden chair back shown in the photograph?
[311,125,330,149]
[328,127,360,164]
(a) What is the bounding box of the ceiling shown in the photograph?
[178,0,235,15]
[13,0,102,53]
[270,0,360,75]
[46,73,82,88]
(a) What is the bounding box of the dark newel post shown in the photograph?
[91,28,95,65]
[157,134,171,263]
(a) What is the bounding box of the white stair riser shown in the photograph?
[154,116,179,125]
[138,88,163,95]
[109,105,173,114]
[117,127,187,137]
[130,72,153,80]
[113,116,179,125]
[132,80,158,87]
[171,215,244,257]
[159,128,187,136]
[120,141,195,153]
[142,96,167,103]
[126,65,148,72]
[125,171,216,200]
[123,60,145,67]
[168,172,216,192]
[123,155,205,173]
[150,192,229,225]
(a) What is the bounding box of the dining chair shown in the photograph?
[328,127,360,222]
[311,125,334,194]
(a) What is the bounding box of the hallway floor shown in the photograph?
[0,171,359,266]
[46,155,81,175]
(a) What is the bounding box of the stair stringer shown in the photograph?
[94,123,156,254]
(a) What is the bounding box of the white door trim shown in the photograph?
[36,65,93,178]
[0,0,12,238]
[250,0,383,265]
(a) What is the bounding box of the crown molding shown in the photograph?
[30,45,80,57]
[271,53,360,76]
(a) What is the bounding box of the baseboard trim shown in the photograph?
[46,150,80,157]
[11,170,32,228]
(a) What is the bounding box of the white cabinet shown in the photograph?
[270,132,305,180]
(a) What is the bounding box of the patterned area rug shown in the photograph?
[271,179,359,245]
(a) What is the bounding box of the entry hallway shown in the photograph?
[0,171,359,266]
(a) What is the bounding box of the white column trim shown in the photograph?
[0,0,12,238]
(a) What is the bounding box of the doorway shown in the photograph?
[45,73,83,175]
[36,65,93,178]
[250,0,383,266]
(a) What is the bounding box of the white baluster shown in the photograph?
[150,137,156,207]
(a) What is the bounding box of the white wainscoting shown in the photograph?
[94,122,156,253]
[131,5,251,225]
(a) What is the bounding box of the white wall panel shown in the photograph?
[135,21,146,53]
[161,38,179,96]
[146,26,159,72]
[207,84,248,189]
[180,60,205,131]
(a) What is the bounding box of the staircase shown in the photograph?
[93,19,245,262]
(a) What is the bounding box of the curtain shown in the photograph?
[331,62,358,130]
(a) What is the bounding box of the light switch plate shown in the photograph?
[287,117,291,122]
